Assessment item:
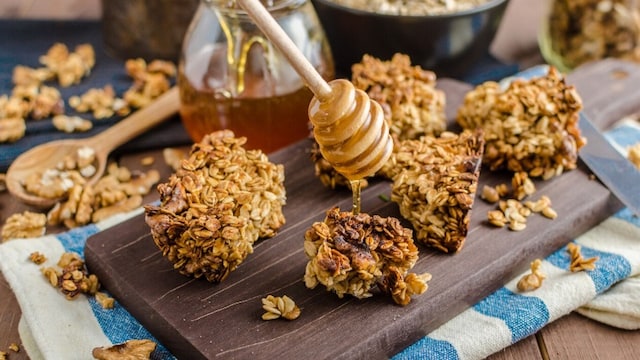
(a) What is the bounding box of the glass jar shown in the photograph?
[539,0,640,72]
[102,0,200,61]
[178,0,335,153]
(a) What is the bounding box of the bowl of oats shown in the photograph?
[311,0,510,78]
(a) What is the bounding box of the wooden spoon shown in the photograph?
[6,86,181,208]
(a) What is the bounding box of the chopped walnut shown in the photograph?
[457,67,586,180]
[122,58,175,109]
[387,130,484,252]
[92,339,157,360]
[1,211,47,241]
[567,243,598,272]
[42,252,101,300]
[628,142,640,169]
[95,291,115,309]
[0,117,26,143]
[8,343,19,353]
[69,85,130,119]
[39,43,95,87]
[29,251,47,264]
[517,259,546,292]
[304,207,429,305]
[261,295,301,320]
[52,114,93,133]
[145,130,286,283]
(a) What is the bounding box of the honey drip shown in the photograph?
[309,79,393,215]
[350,179,362,215]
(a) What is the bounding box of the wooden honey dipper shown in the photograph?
[237,0,394,213]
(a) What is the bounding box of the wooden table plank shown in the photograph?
[542,313,640,359]
[487,335,542,360]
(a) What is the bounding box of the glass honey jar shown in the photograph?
[178,0,335,153]
[539,0,640,72]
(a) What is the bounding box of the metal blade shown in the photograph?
[578,113,640,215]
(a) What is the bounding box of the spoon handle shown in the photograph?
[91,86,181,153]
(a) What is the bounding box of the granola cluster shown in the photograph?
[544,0,640,70]
[144,130,286,283]
[312,53,446,189]
[303,207,431,306]
[328,0,492,15]
[389,130,484,253]
[457,67,586,179]
[37,251,115,308]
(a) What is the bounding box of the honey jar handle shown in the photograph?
[236,0,333,101]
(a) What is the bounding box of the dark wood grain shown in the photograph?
[84,60,640,360]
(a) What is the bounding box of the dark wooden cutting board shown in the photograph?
[85,59,640,360]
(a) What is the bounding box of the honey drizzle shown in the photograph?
[350,179,362,215]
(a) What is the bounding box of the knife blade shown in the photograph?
[578,113,640,215]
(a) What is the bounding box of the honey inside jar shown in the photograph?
[178,1,334,154]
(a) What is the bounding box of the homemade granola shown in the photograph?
[388,129,484,252]
[144,130,286,282]
[304,207,430,306]
[457,67,586,179]
[328,0,493,15]
[543,0,640,71]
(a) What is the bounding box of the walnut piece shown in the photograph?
[567,242,598,272]
[303,207,430,306]
[628,142,640,169]
[52,114,93,133]
[517,259,546,292]
[145,130,286,283]
[40,252,102,301]
[92,339,156,360]
[0,117,26,143]
[1,211,47,241]
[261,295,301,320]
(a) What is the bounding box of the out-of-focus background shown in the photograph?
[0,0,101,19]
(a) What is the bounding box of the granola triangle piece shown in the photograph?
[390,129,484,253]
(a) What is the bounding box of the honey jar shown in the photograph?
[178,0,335,153]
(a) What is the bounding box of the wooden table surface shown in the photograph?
[1,0,639,359]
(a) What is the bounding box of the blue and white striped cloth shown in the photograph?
[2,88,640,360]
